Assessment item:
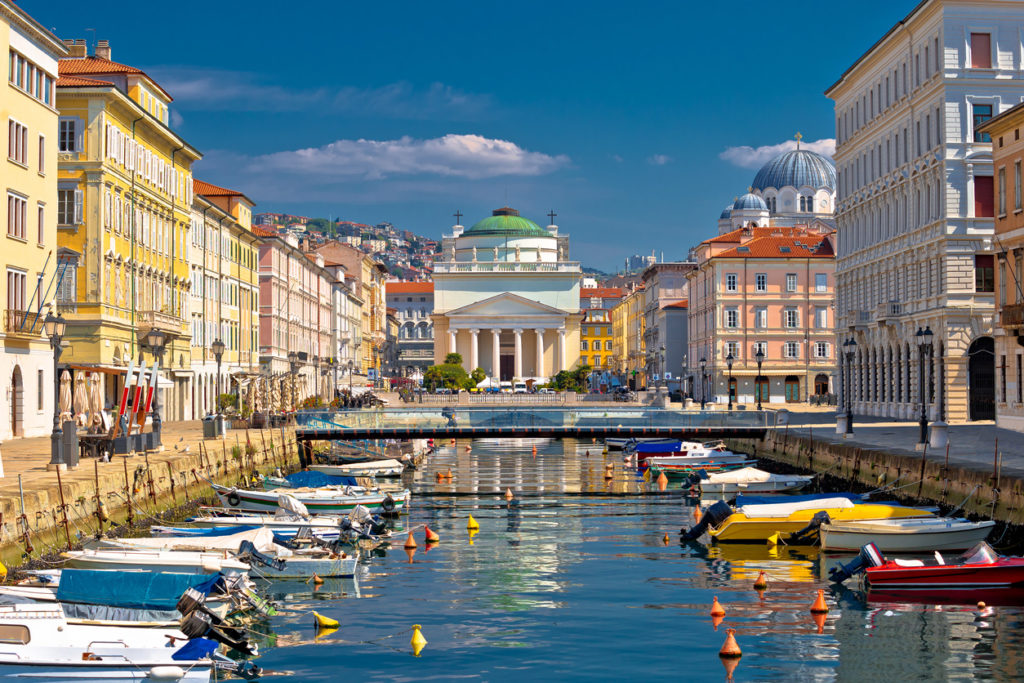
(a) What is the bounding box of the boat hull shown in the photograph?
[213,484,408,514]
[821,520,995,552]
[865,559,1024,588]
[259,555,358,579]
[708,505,933,543]
[310,460,403,478]
[0,661,212,682]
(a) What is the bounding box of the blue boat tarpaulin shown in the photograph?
[284,471,357,488]
[172,637,219,660]
[159,524,261,536]
[734,492,863,506]
[633,441,681,453]
[56,569,221,610]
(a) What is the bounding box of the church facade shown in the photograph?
[431,208,583,383]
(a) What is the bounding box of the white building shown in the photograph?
[432,207,582,382]
[825,0,1024,426]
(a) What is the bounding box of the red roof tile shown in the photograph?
[252,226,277,238]
[194,179,242,197]
[716,235,834,259]
[56,75,113,87]
[386,281,434,294]
[58,57,172,101]
[665,300,689,309]
[581,287,624,298]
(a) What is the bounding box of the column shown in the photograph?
[469,329,479,370]
[513,329,523,378]
[491,329,501,378]
[535,329,545,378]
[449,329,457,357]
[557,328,566,373]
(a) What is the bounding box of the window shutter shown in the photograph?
[73,189,83,224]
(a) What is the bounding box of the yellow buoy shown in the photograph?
[411,624,427,656]
[466,515,480,530]
[313,611,339,629]
[468,528,478,545]
[766,532,780,547]
[0,560,7,582]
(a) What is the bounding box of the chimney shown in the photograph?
[64,39,87,59]
[94,40,111,60]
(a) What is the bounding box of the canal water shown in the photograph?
[248,439,1024,681]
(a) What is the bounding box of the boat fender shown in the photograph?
[146,666,186,681]
[680,500,732,541]
[828,542,884,584]
[226,491,241,507]
[381,495,396,513]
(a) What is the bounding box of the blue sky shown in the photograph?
[29,0,910,270]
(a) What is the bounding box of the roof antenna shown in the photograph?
[795,131,802,150]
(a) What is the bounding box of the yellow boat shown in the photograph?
[702,497,934,543]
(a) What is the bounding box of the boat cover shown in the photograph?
[739,497,857,517]
[55,570,221,610]
[632,441,682,453]
[284,471,357,488]
[705,467,811,484]
[279,494,310,518]
[154,525,261,537]
[734,492,863,506]
[172,637,220,661]
[109,528,287,555]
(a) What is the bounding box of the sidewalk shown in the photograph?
[780,410,1020,479]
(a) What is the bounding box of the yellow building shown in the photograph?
[611,286,646,389]
[580,310,612,370]
[55,40,200,418]
[1,2,66,439]
[188,180,260,419]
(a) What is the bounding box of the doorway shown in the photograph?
[10,366,23,437]
[814,374,830,396]
[500,355,514,382]
[784,376,800,403]
[968,337,995,420]
[728,378,737,402]
[754,376,769,404]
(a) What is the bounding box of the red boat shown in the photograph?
[831,542,1024,589]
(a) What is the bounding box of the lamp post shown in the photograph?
[659,344,666,389]
[287,351,299,410]
[144,328,167,437]
[312,355,321,403]
[211,339,225,417]
[726,352,734,410]
[843,337,856,435]
[45,313,67,470]
[348,359,354,393]
[699,357,707,409]
[916,326,933,448]
[260,361,271,426]
[755,346,765,411]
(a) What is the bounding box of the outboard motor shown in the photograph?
[680,500,733,541]
[828,542,885,583]
[237,540,287,572]
[786,511,832,545]
[176,587,256,656]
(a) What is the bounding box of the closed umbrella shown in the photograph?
[73,373,89,427]
[88,372,104,432]
[58,369,73,424]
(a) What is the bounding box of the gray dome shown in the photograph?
[720,205,732,220]
[751,149,836,192]
[733,193,768,211]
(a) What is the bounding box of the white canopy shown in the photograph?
[476,376,500,388]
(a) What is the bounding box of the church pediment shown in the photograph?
[446,292,567,317]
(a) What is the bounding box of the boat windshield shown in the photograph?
[959,542,998,565]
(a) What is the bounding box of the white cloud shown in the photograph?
[647,154,672,166]
[150,67,490,119]
[719,138,836,169]
[205,134,568,185]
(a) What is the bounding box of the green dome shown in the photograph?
[464,207,549,237]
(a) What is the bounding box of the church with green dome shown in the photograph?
[431,207,583,384]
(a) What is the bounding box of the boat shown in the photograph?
[212,482,409,515]
[626,439,737,461]
[830,541,1024,589]
[681,497,935,543]
[605,437,676,451]
[310,459,404,478]
[687,467,813,495]
[642,451,752,471]
[172,512,344,539]
[820,517,996,552]
[62,548,250,576]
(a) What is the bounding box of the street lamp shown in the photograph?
[699,357,707,409]
[313,355,321,403]
[348,358,354,393]
[144,328,167,436]
[260,361,271,426]
[287,351,299,410]
[755,346,765,411]
[916,326,933,448]
[726,352,734,411]
[659,344,666,389]
[45,313,67,469]
[211,338,225,417]
[843,337,856,435]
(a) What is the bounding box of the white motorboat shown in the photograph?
[820,517,997,552]
[310,459,404,478]
[605,437,675,451]
[695,467,814,495]
[213,482,409,515]
[169,510,343,538]
[62,548,250,576]
[0,602,214,681]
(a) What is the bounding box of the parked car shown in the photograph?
[513,381,528,394]
[500,381,513,393]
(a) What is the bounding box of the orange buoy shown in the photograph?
[810,589,829,614]
[710,596,726,618]
[753,570,768,591]
[719,628,742,658]
[435,472,443,483]
[404,532,418,549]
[662,533,670,545]
[424,525,440,543]
[656,471,668,491]
[811,611,827,634]
[445,467,453,479]
[532,445,537,455]
[504,488,514,501]
[450,438,456,445]
[978,601,987,609]
[693,505,702,523]
[310,572,324,586]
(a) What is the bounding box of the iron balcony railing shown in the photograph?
[1002,302,1024,327]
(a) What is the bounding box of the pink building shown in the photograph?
[687,225,836,405]
[256,227,333,395]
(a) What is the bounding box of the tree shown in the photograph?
[424,360,470,390]
[470,367,486,384]
[550,365,592,393]
[444,352,463,366]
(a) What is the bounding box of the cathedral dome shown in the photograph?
[720,205,732,219]
[733,193,768,211]
[464,207,549,237]
[751,149,836,192]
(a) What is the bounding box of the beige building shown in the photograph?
[611,286,646,389]
[825,0,1024,429]
[1,2,66,438]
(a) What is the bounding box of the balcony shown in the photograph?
[1002,303,1024,328]
[875,301,904,324]
[138,310,185,336]
[3,309,43,341]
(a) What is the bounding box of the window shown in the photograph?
[37,369,44,411]
[58,119,78,152]
[1016,161,1021,211]
[36,203,43,244]
[1001,354,1007,403]
[814,273,827,293]
[815,342,829,359]
[57,189,82,226]
[6,268,26,311]
[752,341,767,357]
[725,273,737,292]
[755,307,767,328]
[784,341,800,358]
[785,273,797,292]
[581,340,588,351]
[725,308,739,328]
[605,340,613,351]
[37,134,44,174]
[974,104,993,142]
[976,254,995,292]
[999,167,1007,215]
[8,119,27,164]
[726,341,740,358]
[815,307,828,329]
[755,273,767,292]
[971,32,992,69]
[784,308,799,328]
[975,175,994,217]
[7,193,26,239]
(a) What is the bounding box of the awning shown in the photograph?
[64,363,128,375]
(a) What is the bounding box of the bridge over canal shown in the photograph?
[293,407,772,442]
